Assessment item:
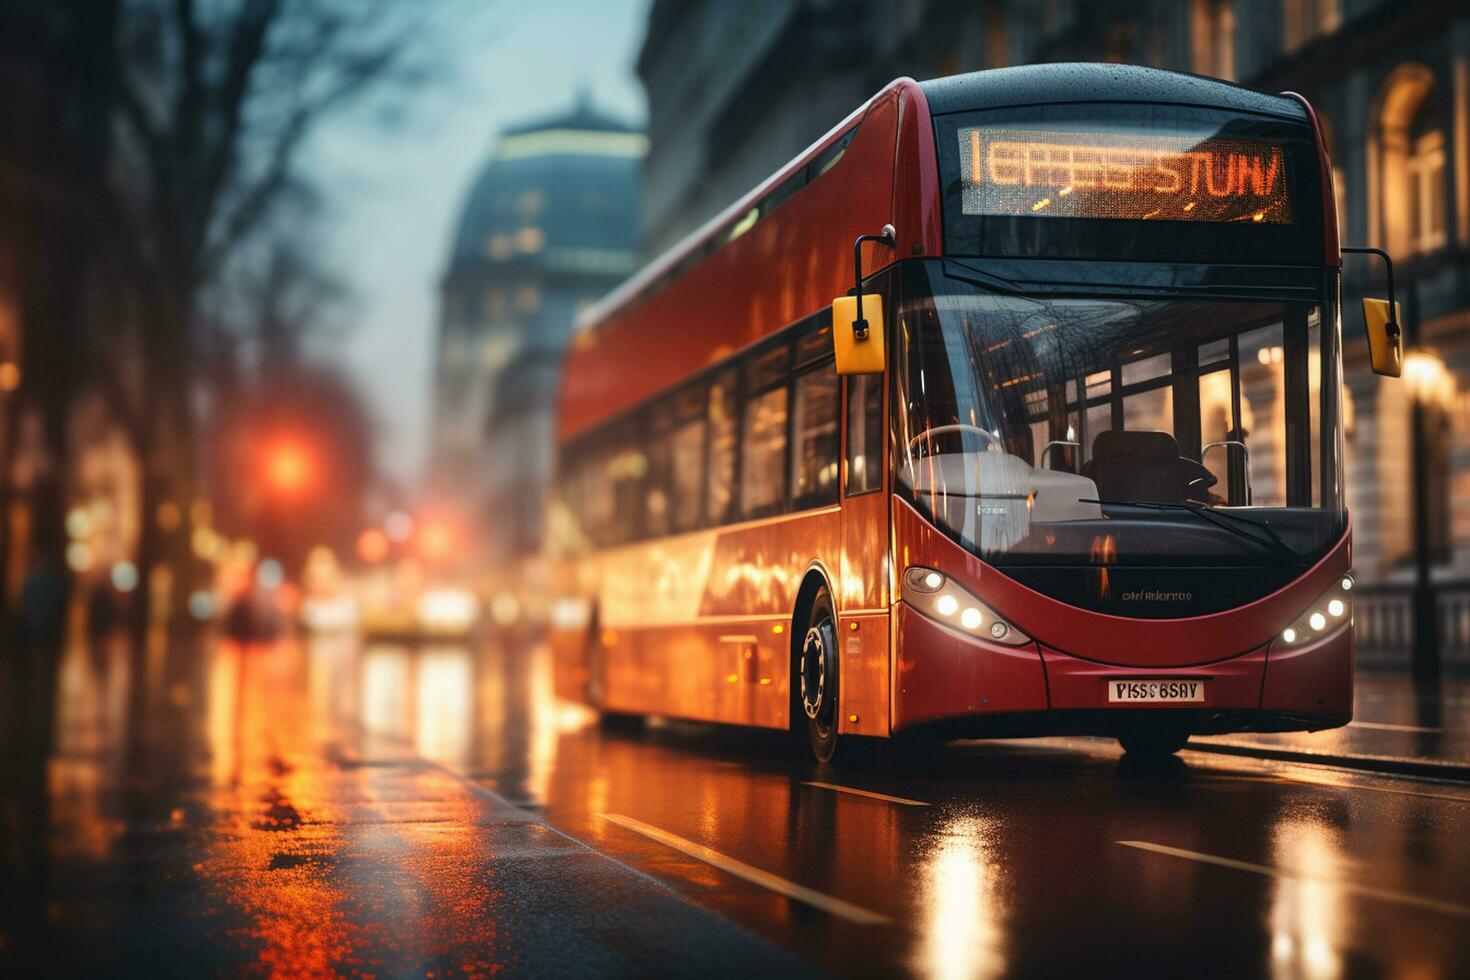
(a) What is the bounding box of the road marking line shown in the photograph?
[1154,759,1470,805]
[1274,772,1470,804]
[1117,840,1470,918]
[600,812,891,925]
[802,781,929,807]
[1348,720,1444,733]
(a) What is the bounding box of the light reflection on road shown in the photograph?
[415,645,473,766]
[1269,818,1348,980]
[913,816,1007,980]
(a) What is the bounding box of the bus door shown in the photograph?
[836,282,894,736]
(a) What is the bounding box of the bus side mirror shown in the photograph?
[1362,298,1403,378]
[834,225,895,375]
[1343,246,1403,378]
[832,294,885,374]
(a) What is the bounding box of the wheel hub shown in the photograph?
[800,625,828,719]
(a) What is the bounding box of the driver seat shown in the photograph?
[1081,430,1188,503]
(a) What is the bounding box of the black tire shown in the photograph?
[1117,723,1191,757]
[598,710,646,734]
[798,587,845,763]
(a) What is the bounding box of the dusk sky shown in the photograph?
[305,0,649,489]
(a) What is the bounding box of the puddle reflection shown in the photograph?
[1269,820,1349,980]
[913,816,1008,980]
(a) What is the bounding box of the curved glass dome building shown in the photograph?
[431,99,644,568]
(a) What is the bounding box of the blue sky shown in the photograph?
[304,0,649,489]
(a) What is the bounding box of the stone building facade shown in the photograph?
[637,0,1470,591]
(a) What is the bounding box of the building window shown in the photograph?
[1406,113,1448,255]
[1376,65,1442,259]
[1283,0,1338,52]
[1191,0,1234,81]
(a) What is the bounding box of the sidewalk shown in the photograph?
[1191,674,1470,778]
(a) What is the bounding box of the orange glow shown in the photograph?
[356,528,390,563]
[274,582,301,615]
[264,440,312,495]
[218,559,252,597]
[415,519,454,562]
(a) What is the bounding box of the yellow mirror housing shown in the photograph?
[1362,297,1403,378]
[831,294,885,375]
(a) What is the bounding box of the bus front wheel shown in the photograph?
[799,587,851,764]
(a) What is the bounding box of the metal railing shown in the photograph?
[1354,582,1470,671]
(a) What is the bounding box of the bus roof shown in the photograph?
[919,62,1308,120]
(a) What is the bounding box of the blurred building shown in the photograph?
[637,0,1470,590]
[430,98,645,574]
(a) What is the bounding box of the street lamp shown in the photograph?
[1403,346,1450,684]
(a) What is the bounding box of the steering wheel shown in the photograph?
[907,424,1000,455]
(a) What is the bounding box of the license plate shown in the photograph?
[1107,680,1205,703]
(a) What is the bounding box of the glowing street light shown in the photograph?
[264,439,312,495]
[1403,349,1451,406]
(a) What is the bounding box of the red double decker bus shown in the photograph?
[549,64,1402,762]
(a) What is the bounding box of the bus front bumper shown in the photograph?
[891,602,1352,737]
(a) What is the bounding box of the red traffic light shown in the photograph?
[264,439,312,495]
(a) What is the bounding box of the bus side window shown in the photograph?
[584,441,616,547]
[741,386,789,518]
[740,343,791,519]
[705,369,738,526]
[606,421,645,545]
[845,372,883,495]
[791,364,840,509]
[644,405,672,539]
[670,384,706,533]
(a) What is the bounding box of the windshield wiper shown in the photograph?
[1079,498,1303,565]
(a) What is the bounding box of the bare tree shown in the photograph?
[91,0,439,645]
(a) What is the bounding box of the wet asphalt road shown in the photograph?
[6,631,1470,978]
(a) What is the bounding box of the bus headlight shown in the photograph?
[902,566,1031,646]
[1278,574,1353,645]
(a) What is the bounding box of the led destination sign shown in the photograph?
[958,127,1293,224]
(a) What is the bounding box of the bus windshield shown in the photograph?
[894,262,1345,617]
